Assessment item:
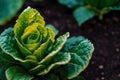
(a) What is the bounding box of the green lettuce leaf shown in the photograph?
[0,47,15,69]
[6,66,34,80]
[39,32,69,64]
[0,0,24,25]
[0,27,38,69]
[14,7,45,57]
[0,28,23,61]
[73,7,95,26]
[29,52,71,75]
[61,36,94,79]
[29,33,71,75]
[58,0,120,26]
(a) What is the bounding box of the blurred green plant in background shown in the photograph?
[0,0,24,25]
[58,0,120,26]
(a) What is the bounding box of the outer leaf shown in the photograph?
[73,7,95,26]
[58,0,85,8]
[0,28,23,61]
[29,52,71,75]
[29,33,70,75]
[0,28,38,69]
[0,47,15,68]
[0,0,24,25]
[6,66,34,80]
[37,52,71,75]
[62,36,94,79]
[39,32,70,64]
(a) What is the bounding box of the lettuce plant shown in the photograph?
[0,0,24,25]
[0,7,94,80]
[58,0,120,26]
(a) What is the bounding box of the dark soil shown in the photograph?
[0,0,120,80]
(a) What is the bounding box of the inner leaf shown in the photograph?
[21,24,42,52]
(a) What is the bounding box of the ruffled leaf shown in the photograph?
[0,47,15,67]
[39,32,69,64]
[6,66,34,80]
[14,7,45,40]
[29,33,70,75]
[61,36,94,79]
[29,52,71,75]
[0,28,38,69]
[0,28,23,61]
[21,23,42,53]
[0,0,24,25]
[14,7,45,56]
[33,35,51,61]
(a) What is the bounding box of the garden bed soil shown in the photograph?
[0,0,120,80]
